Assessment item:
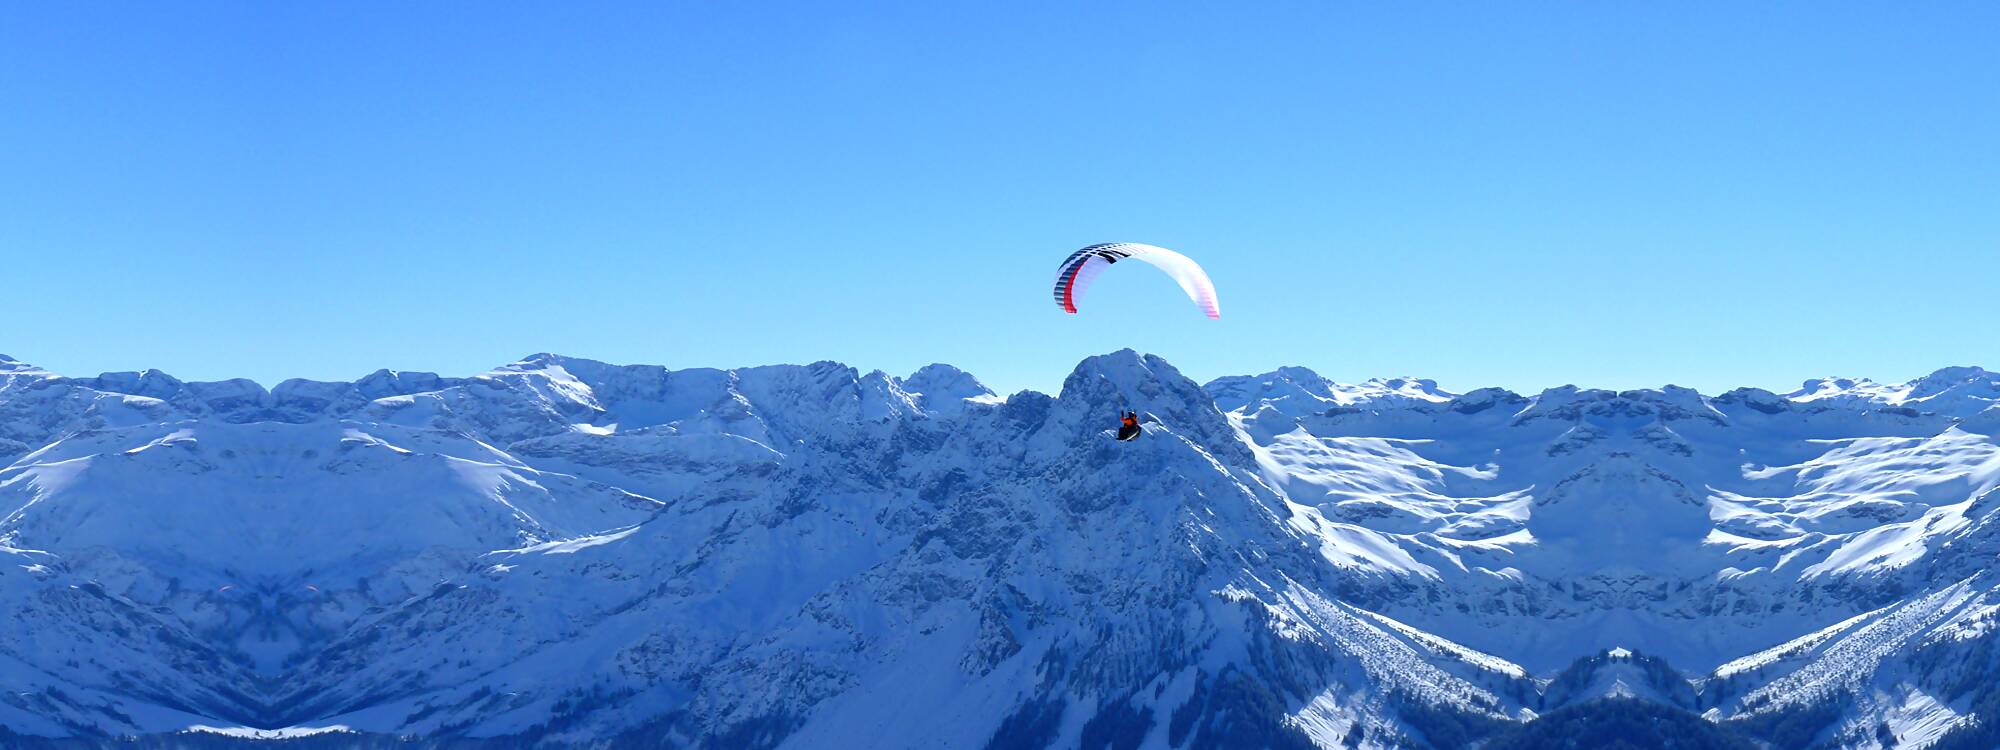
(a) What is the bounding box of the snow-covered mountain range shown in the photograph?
[4,352,2000,749]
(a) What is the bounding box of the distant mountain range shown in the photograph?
[4,351,1999,749]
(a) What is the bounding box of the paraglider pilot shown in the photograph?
[1116,411,1143,441]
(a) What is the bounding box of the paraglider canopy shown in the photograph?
[1052,243,1220,319]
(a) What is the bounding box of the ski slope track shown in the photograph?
[4,352,2000,748]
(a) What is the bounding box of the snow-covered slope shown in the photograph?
[1787,366,2000,418]
[1207,367,1455,419]
[3,355,1998,748]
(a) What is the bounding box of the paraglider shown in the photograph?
[1116,411,1143,442]
[1054,242,1213,443]
[1052,243,1220,319]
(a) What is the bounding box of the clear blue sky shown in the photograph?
[3,3,1995,396]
